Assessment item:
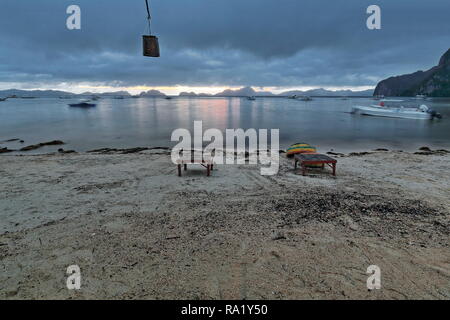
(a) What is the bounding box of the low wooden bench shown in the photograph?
[176,152,214,177]
[294,153,337,176]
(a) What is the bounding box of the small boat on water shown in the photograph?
[300,96,312,101]
[247,96,256,101]
[415,94,427,100]
[288,95,298,99]
[68,101,97,108]
[0,97,8,102]
[352,102,441,120]
[165,96,173,100]
[114,96,125,100]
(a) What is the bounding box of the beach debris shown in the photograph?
[327,151,344,156]
[271,230,286,241]
[87,147,170,154]
[166,235,180,240]
[414,147,449,156]
[340,215,359,231]
[0,147,14,153]
[0,138,21,143]
[20,140,64,151]
[121,147,150,154]
[270,250,281,259]
[58,148,76,154]
[348,152,372,157]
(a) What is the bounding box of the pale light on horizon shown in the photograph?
[0,83,374,95]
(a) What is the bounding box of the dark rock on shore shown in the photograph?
[0,147,14,153]
[374,148,389,152]
[87,147,170,154]
[121,147,150,154]
[327,151,345,156]
[414,148,449,156]
[348,152,372,157]
[0,138,20,143]
[58,148,76,154]
[20,140,65,151]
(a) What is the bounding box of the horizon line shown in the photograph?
[0,85,375,96]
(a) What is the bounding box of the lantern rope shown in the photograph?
[145,0,152,35]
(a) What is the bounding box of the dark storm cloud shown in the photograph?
[0,0,449,88]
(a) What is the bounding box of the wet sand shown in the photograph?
[0,149,449,299]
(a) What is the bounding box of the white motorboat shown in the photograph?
[352,103,442,120]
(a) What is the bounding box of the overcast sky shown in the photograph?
[1,0,449,94]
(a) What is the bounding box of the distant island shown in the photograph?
[374,48,450,97]
[0,87,374,99]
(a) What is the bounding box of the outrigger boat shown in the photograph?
[352,102,441,120]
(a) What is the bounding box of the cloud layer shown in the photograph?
[1,0,449,90]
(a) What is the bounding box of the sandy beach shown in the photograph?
[0,148,449,299]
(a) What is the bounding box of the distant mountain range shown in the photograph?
[374,48,450,97]
[0,87,374,99]
[178,87,373,97]
[278,88,374,97]
[139,90,166,97]
[0,89,133,98]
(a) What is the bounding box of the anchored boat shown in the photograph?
[352,102,441,120]
[68,101,97,108]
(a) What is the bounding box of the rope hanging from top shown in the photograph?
[145,0,152,35]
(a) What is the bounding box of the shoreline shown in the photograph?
[1,149,449,299]
[1,142,450,156]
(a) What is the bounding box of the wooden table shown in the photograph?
[294,153,337,176]
[176,153,214,177]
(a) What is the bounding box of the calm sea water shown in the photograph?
[1,97,450,154]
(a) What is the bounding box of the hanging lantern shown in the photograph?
[143,0,160,57]
[143,35,160,57]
